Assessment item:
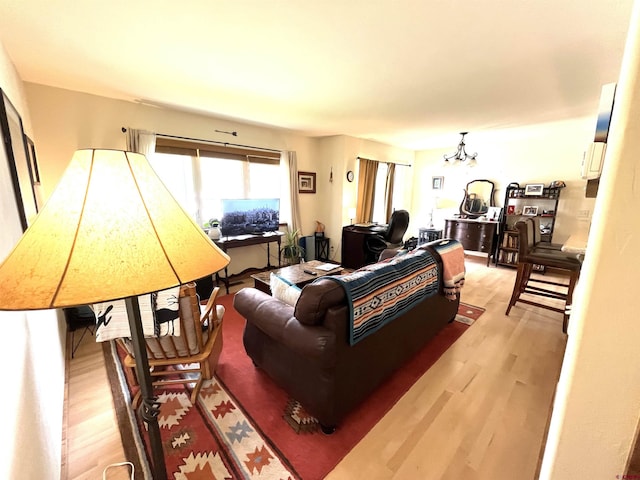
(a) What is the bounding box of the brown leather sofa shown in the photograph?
[233,245,459,432]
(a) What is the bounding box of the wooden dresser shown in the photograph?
[444,218,498,266]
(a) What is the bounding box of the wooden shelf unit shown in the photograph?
[496,184,562,267]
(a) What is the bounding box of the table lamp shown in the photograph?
[0,149,230,480]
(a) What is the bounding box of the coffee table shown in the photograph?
[251,260,345,295]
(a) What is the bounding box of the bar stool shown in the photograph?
[528,216,563,251]
[505,220,582,333]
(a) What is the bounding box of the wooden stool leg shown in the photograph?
[563,270,580,333]
[506,262,527,315]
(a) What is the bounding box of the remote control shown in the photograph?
[303,269,317,275]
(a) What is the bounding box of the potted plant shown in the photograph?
[282,229,305,265]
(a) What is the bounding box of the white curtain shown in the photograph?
[280,150,302,235]
[125,128,156,156]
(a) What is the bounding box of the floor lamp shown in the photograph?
[0,149,230,480]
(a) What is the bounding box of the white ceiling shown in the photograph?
[0,0,635,150]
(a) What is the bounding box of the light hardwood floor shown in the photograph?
[65,255,568,480]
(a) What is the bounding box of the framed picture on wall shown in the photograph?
[0,120,26,250]
[432,176,444,190]
[25,136,40,185]
[0,88,37,231]
[298,171,316,193]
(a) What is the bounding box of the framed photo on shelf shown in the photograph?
[432,176,444,190]
[523,205,538,216]
[298,171,316,193]
[524,183,544,196]
[507,205,516,215]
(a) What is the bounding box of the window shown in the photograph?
[151,138,281,227]
[150,152,196,218]
[371,162,410,224]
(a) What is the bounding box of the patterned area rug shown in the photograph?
[455,302,486,325]
[104,295,484,479]
[104,342,300,479]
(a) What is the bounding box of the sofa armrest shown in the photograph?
[233,288,336,362]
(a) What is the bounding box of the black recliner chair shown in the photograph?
[364,209,410,263]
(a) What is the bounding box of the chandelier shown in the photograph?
[444,132,478,166]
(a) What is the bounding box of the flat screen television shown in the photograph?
[220,198,280,236]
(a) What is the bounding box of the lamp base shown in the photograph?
[125,296,167,480]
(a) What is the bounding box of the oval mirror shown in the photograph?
[460,179,495,218]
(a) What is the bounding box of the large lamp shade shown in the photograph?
[0,149,230,310]
[0,148,231,479]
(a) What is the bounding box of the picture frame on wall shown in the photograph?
[0,118,26,249]
[432,176,444,190]
[524,183,544,196]
[0,88,37,231]
[298,171,316,193]
[25,136,40,185]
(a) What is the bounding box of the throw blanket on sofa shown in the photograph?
[325,248,439,345]
[430,239,466,300]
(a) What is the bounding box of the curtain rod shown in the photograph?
[121,127,281,154]
[356,156,412,167]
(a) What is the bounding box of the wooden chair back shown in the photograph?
[120,282,224,405]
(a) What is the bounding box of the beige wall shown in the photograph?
[25,83,324,275]
[412,118,598,243]
[0,43,65,480]
[25,84,418,270]
[316,134,415,262]
[541,1,640,477]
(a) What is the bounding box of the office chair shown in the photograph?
[364,209,410,263]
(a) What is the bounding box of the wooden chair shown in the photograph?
[119,282,224,405]
[527,216,563,251]
[505,221,582,332]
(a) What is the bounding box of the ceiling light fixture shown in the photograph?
[444,132,478,166]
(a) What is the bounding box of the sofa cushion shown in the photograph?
[270,273,302,307]
[294,278,346,326]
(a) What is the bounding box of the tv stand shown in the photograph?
[213,231,284,294]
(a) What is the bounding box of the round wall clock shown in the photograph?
[346,170,354,182]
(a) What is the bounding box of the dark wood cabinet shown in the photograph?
[444,218,498,266]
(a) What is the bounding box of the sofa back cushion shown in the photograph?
[294,278,346,326]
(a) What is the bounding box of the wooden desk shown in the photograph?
[341,224,387,270]
[214,231,284,294]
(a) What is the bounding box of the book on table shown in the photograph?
[315,263,342,272]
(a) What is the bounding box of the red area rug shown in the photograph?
[104,295,482,479]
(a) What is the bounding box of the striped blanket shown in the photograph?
[430,239,466,300]
[324,248,439,345]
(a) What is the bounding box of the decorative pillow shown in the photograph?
[94,286,181,342]
[270,273,302,307]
